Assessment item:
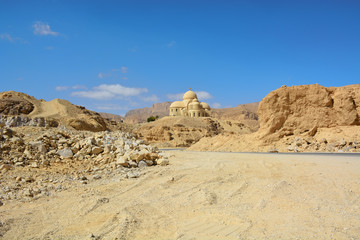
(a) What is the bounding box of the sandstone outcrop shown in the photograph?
[0,91,109,132]
[190,84,360,152]
[258,84,360,138]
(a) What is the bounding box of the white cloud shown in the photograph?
[167,40,176,47]
[98,73,104,79]
[142,94,160,102]
[122,77,128,80]
[167,91,213,101]
[195,91,213,100]
[55,86,69,91]
[211,102,221,108]
[0,33,13,42]
[71,84,148,100]
[72,90,114,100]
[72,85,87,90]
[45,46,54,50]
[33,21,59,36]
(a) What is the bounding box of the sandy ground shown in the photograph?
[1,151,360,240]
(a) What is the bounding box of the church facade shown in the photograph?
[169,89,211,117]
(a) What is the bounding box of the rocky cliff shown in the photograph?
[258,84,360,138]
[190,84,360,152]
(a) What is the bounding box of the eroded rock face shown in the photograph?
[258,84,360,137]
[0,99,34,115]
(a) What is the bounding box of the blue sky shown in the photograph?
[1,0,359,115]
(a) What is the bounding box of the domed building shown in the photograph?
[169,89,211,117]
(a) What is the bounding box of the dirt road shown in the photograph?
[1,151,359,239]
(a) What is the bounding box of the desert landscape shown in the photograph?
[1,1,359,239]
[1,83,360,239]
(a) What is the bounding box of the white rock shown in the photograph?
[138,160,148,168]
[156,158,169,166]
[127,172,140,178]
[57,148,73,158]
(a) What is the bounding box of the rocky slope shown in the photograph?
[99,112,124,122]
[124,102,171,124]
[211,102,259,131]
[133,116,253,147]
[0,126,170,202]
[0,91,109,132]
[190,84,360,152]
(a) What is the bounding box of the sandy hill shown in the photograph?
[124,102,172,124]
[0,91,108,131]
[190,84,360,153]
[99,112,124,122]
[133,116,254,147]
[211,102,259,131]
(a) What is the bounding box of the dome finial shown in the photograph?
[189,87,191,90]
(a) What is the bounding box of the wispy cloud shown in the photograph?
[98,72,112,79]
[167,40,176,48]
[142,94,160,102]
[33,21,59,36]
[167,91,213,101]
[0,33,28,43]
[121,66,128,73]
[0,33,13,42]
[112,66,128,73]
[71,84,148,100]
[72,85,87,90]
[196,91,213,100]
[55,86,69,91]
[122,77,128,80]
[44,46,54,50]
[211,102,221,108]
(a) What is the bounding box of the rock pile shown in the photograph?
[283,135,359,153]
[0,115,59,128]
[0,127,170,201]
